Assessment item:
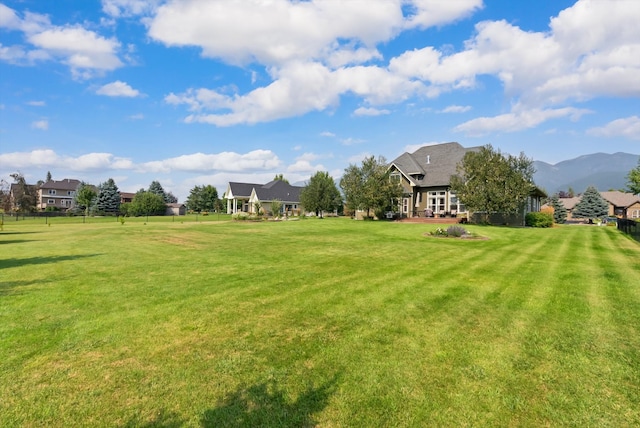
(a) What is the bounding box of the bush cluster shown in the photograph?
[431,225,469,237]
[525,212,553,228]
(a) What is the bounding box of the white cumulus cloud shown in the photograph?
[96,81,141,97]
[587,116,640,140]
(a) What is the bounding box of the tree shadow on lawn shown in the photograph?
[0,239,40,245]
[0,279,55,296]
[0,253,102,269]
[201,374,340,428]
[121,409,185,428]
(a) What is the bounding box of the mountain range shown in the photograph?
[533,152,639,195]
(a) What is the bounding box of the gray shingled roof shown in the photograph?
[39,179,81,191]
[253,180,304,202]
[228,182,262,198]
[390,142,481,187]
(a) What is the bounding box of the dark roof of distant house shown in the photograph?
[39,179,81,191]
[252,180,304,202]
[227,182,262,198]
[389,142,481,187]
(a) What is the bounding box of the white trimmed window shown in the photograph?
[48,189,56,195]
[48,199,55,204]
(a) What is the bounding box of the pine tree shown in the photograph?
[95,178,121,215]
[572,186,608,221]
[46,171,52,182]
[549,194,567,224]
[148,181,169,202]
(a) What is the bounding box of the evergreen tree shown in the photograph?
[165,191,178,204]
[46,171,52,182]
[549,194,567,224]
[572,186,608,221]
[273,174,289,184]
[301,171,341,218]
[148,180,169,202]
[95,178,121,215]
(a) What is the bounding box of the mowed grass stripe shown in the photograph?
[1,219,640,426]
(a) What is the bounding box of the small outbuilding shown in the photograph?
[165,203,186,216]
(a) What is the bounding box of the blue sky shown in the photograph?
[1,0,639,201]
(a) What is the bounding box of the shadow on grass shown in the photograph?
[0,231,41,235]
[121,409,185,428]
[0,239,40,245]
[0,254,102,269]
[201,375,340,428]
[0,279,54,296]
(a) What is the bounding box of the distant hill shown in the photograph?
[533,152,639,195]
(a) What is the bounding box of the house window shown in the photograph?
[48,199,55,204]
[67,191,74,196]
[428,191,446,213]
[390,172,401,182]
[48,189,56,195]
[449,193,466,213]
[632,210,640,219]
[402,198,409,213]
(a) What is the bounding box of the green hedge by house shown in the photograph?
[525,211,553,228]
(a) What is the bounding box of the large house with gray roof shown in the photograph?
[225,180,305,216]
[388,142,481,218]
[388,142,546,222]
[37,179,81,211]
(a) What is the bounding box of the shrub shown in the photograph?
[232,212,249,221]
[525,212,553,228]
[446,225,468,237]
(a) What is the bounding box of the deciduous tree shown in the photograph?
[186,185,219,212]
[130,191,166,216]
[301,171,341,218]
[450,145,535,222]
[627,159,640,195]
[9,172,37,213]
[340,156,402,219]
[74,181,97,216]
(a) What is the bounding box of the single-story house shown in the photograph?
[601,191,640,219]
[225,180,305,216]
[165,203,186,216]
[555,191,640,220]
[388,142,545,224]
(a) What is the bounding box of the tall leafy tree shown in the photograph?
[73,181,97,216]
[186,185,218,212]
[130,191,166,216]
[450,145,534,222]
[572,186,608,221]
[95,178,121,215]
[548,194,567,224]
[627,159,640,195]
[165,191,178,204]
[340,156,402,218]
[301,171,341,218]
[9,172,37,213]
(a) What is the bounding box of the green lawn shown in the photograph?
[1,218,639,427]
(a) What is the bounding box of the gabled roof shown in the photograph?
[600,191,640,208]
[389,142,481,187]
[226,182,262,198]
[39,179,81,191]
[253,180,304,202]
[558,197,581,210]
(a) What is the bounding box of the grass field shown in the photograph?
[1,218,639,427]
